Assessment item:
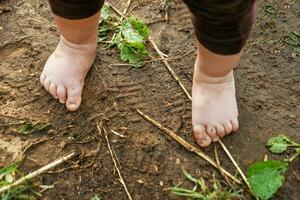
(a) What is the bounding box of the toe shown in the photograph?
[49,83,58,99]
[231,118,239,132]
[206,125,219,142]
[223,121,233,134]
[57,86,67,104]
[40,73,46,85]
[193,124,211,147]
[215,124,226,138]
[43,78,51,92]
[66,86,82,111]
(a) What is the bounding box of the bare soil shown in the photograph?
[0,0,299,199]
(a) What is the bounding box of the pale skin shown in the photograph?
[41,12,240,147]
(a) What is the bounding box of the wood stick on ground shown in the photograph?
[0,152,76,194]
[214,144,233,188]
[149,35,192,101]
[136,108,241,184]
[121,0,132,20]
[218,140,251,190]
[97,123,133,200]
[109,4,125,18]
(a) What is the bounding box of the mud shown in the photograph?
[0,0,299,199]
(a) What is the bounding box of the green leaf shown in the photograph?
[99,23,109,37]
[170,187,206,199]
[0,163,18,178]
[100,4,110,21]
[17,121,49,135]
[112,16,150,65]
[91,195,101,200]
[266,135,291,153]
[127,16,150,39]
[117,41,148,65]
[121,19,144,43]
[182,169,198,184]
[247,160,288,200]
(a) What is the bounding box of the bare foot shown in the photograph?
[192,68,239,147]
[40,36,96,111]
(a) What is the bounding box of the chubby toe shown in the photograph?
[57,86,67,103]
[215,124,226,138]
[66,86,82,111]
[206,125,219,142]
[223,121,233,134]
[193,124,212,147]
[49,83,58,99]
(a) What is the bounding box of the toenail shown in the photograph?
[67,103,78,111]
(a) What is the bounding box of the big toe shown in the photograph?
[193,124,212,147]
[66,86,82,111]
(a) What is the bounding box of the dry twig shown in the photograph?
[149,35,192,100]
[0,152,76,193]
[97,123,133,200]
[218,140,251,189]
[136,108,241,184]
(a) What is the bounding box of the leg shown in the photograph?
[41,0,104,111]
[183,0,256,147]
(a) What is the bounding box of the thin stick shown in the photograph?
[214,144,234,188]
[149,36,192,100]
[109,4,125,18]
[136,108,241,184]
[97,123,133,200]
[0,152,75,193]
[218,140,250,189]
[121,0,132,20]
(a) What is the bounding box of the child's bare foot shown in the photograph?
[40,36,96,111]
[192,68,239,147]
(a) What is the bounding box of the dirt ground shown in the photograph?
[0,0,299,199]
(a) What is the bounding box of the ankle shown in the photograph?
[194,68,234,84]
[59,35,97,57]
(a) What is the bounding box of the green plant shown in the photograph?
[99,4,150,67]
[170,169,243,200]
[98,4,119,42]
[267,134,300,154]
[247,160,288,200]
[0,163,37,200]
[247,134,299,200]
[17,121,49,135]
[113,16,149,66]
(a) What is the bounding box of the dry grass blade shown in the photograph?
[0,152,75,193]
[218,140,251,189]
[136,108,241,184]
[97,123,133,200]
[148,35,192,101]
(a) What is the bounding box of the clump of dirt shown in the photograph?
[0,0,299,199]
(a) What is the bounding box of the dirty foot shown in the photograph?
[192,68,239,147]
[40,36,96,111]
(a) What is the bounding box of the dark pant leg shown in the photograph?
[183,0,255,55]
[48,0,104,19]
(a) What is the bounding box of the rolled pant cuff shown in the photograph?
[49,0,104,19]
